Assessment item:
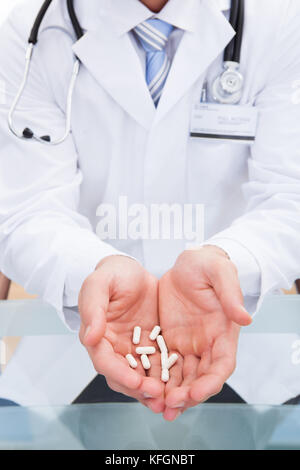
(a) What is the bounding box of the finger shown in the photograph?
[190,332,237,402]
[89,340,142,390]
[140,375,165,414]
[105,379,142,401]
[190,354,236,402]
[165,354,196,407]
[145,396,166,414]
[163,408,184,422]
[165,353,184,395]
[197,349,212,376]
[134,331,164,391]
[108,375,165,414]
[79,271,110,347]
[164,355,198,420]
[146,350,164,383]
[163,354,184,418]
[164,351,224,421]
[107,378,164,413]
[140,376,164,400]
[210,258,252,326]
[150,351,184,420]
[144,352,166,413]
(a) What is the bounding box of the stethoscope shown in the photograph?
[8,0,245,145]
[211,0,245,104]
[8,0,83,145]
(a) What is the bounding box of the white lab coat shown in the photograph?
[0,0,300,406]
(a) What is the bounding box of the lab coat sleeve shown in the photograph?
[0,7,130,324]
[204,1,300,314]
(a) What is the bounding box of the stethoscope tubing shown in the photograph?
[224,0,244,63]
[8,44,34,140]
[7,0,82,145]
[232,0,244,63]
[224,0,239,62]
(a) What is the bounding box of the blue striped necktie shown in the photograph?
[134,19,174,107]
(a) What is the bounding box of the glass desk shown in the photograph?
[0,296,299,450]
[0,402,300,450]
[0,295,300,336]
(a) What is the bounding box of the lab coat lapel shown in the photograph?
[154,0,235,124]
[72,27,155,130]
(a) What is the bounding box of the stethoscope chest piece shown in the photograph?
[211,61,244,105]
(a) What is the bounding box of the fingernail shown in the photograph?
[84,325,91,341]
[174,410,182,420]
[240,306,251,315]
[240,306,252,323]
[143,393,154,399]
[171,402,185,409]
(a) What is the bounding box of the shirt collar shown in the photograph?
[217,0,231,11]
[58,0,231,37]
[156,0,203,32]
[107,0,229,36]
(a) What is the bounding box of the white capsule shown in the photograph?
[161,368,169,383]
[136,346,156,355]
[167,353,179,369]
[157,335,168,353]
[126,354,138,369]
[141,354,151,370]
[161,351,168,369]
[149,325,161,341]
[132,326,141,345]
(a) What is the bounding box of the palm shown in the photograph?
[97,288,161,379]
[160,271,234,356]
[84,265,163,400]
[159,268,240,417]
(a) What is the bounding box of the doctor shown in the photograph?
[0,0,300,421]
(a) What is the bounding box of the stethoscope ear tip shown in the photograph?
[23,128,34,139]
[22,128,51,142]
[40,135,51,142]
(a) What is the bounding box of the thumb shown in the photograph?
[78,272,110,347]
[211,258,252,327]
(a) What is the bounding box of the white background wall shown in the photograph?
[0,0,23,26]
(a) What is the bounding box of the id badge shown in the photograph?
[190,103,258,144]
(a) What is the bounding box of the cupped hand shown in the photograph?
[158,246,252,421]
[78,255,164,413]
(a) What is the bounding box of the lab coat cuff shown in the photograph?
[201,237,262,311]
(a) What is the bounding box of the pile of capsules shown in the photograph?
[125,325,178,383]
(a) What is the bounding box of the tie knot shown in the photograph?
[134,18,174,53]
